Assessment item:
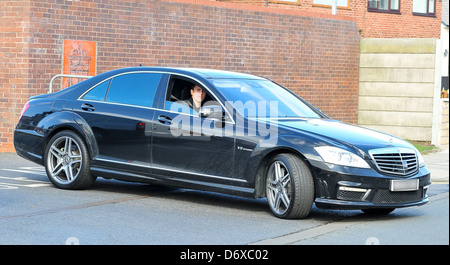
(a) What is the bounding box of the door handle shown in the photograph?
[157,115,172,125]
[81,103,95,112]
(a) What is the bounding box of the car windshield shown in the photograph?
[211,79,321,119]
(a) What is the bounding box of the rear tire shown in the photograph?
[265,153,314,219]
[44,130,96,190]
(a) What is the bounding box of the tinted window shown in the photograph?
[106,73,162,108]
[83,80,110,101]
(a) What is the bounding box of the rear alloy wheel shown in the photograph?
[266,154,314,219]
[44,131,96,189]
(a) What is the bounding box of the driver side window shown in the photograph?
[164,76,217,115]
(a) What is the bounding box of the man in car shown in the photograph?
[181,84,206,113]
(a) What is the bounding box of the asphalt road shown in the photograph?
[0,152,448,246]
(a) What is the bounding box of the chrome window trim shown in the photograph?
[164,72,235,124]
[77,98,158,112]
[156,108,235,125]
[77,99,235,125]
[77,70,236,124]
[77,71,166,99]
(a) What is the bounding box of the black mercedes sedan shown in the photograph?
[14,67,431,219]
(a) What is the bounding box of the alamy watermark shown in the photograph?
[65,236,80,245]
[169,100,280,147]
[365,237,380,245]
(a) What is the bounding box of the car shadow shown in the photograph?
[92,178,270,214]
[90,178,427,222]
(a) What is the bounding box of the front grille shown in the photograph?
[372,189,423,204]
[335,187,426,205]
[337,190,365,201]
[369,147,419,176]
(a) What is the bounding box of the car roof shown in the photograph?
[114,67,266,80]
[47,67,266,99]
[176,68,265,80]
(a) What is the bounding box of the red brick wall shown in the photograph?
[218,0,442,38]
[0,0,32,152]
[355,0,442,38]
[0,0,360,152]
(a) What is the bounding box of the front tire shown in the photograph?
[44,130,96,190]
[265,153,314,219]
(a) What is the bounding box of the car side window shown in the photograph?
[164,77,214,114]
[106,73,162,108]
[82,80,110,101]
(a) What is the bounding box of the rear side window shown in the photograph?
[83,80,110,101]
[106,73,162,108]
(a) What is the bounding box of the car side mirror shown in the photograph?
[199,105,227,128]
[199,105,222,118]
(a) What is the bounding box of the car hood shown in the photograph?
[274,118,414,153]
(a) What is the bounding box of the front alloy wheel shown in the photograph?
[266,160,291,216]
[44,131,95,189]
[266,153,314,219]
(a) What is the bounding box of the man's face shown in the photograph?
[191,85,206,104]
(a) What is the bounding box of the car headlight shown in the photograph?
[314,146,371,169]
[416,151,426,168]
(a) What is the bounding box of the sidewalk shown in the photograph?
[423,146,449,184]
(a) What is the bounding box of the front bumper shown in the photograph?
[313,166,431,210]
[315,194,429,210]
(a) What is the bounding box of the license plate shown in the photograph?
[390,179,419,192]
